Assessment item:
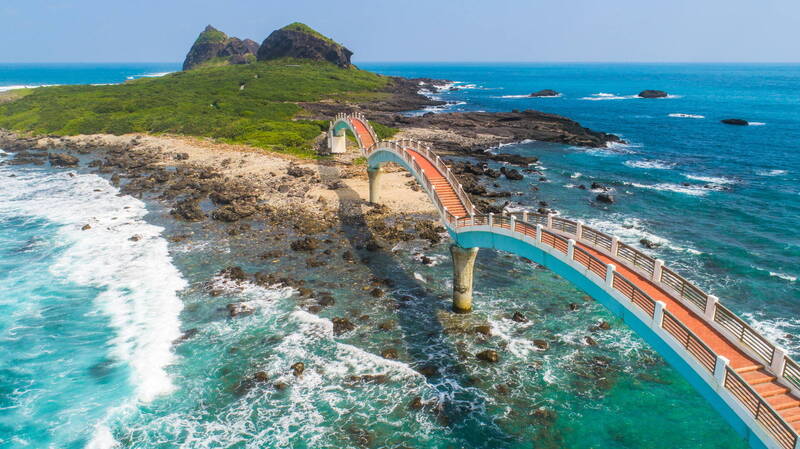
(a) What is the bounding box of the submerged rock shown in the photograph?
[595,193,614,204]
[226,302,253,317]
[332,317,355,335]
[476,349,499,363]
[512,311,529,323]
[640,238,661,249]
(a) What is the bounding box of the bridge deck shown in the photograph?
[578,242,800,430]
[351,118,376,149]
[352,119,469,219]
[340,112,800,447]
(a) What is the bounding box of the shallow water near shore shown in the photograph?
[1,63,799,448]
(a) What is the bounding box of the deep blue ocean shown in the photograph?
[1,62,798,449]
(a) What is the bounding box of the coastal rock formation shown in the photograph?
[384,110,623,154]
[721,118,749,126]
[257,23,353,68]
[183,25,258,70]
[530,89,560,97]
[638,90,668,98]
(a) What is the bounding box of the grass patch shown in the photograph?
[0,59,392,158]
[281,22,339,46]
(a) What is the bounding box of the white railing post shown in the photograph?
[523,211,529,223]
[714,356,730,385]
[535,224,543,242]
[771,347,788,375]
[576,222,583,240]
[610,236,620,256]
[546,214,554,228]
[653,301,666,328]
[488,213,494,227]
[511,216,516,233]
[567,239,575,260]
[652,259,664,283]
[470,213,475,226]
[704,295,718,321]
[605,264,616,287]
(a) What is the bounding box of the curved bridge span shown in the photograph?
[330,113,800,449]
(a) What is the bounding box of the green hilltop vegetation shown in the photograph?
[281,22,339,45]
[0,58,398,158]
[195,26,228,44]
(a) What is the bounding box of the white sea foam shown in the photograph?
[757,169,787,177]
[126,71,174,80]
[770,272,797,282]
[570,172,582,179]
[580,92,635,101]
[749,122,766,126]
[581,92,680,101]
[0,168,187,449]
[583,214,702,255]
[668,113,705,119]
[0,169,186,404]
[623,160,675,170]
[0,84,59,92]
[499,93,561,99]
[684,174,736,185]
[741,313,800,355]
[627,181,709,196]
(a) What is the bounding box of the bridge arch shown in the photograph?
[330,113,800,449]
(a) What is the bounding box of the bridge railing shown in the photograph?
[457,212,799,449]
[725,367,798,449]
[341,112,798,449]
[507,211,789,375]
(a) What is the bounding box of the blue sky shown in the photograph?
[1,0,798,63]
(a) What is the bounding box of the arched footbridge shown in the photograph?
[330,112,800,449]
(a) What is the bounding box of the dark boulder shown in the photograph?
[477,349,499,363]
[332,317,355,335]
[291,362,305,376]
[500,166,524,180]
[290,237,320,252]
[512,311,529,323]
[171,198,206,221]
[49,153,79,167]
[638,90,668,98]
[257,23,353,68]
[227,303,254,317]
[530,89,560,97]
[640,238,661,249]
[721,118,749,126]
[596,193,614,204]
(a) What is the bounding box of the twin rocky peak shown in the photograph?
[182,23,353,71]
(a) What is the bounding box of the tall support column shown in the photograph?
[450,244,479,313]
[330,129,347,154]
[367,166,382,204]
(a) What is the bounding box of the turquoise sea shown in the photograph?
[1,63,798,448]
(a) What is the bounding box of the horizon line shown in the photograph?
[2,60,800,65]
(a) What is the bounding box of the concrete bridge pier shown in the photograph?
[450,244,479,313]
[367,166,382,204]
[330,129,347,154]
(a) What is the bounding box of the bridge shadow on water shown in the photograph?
[315,156,514,448]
